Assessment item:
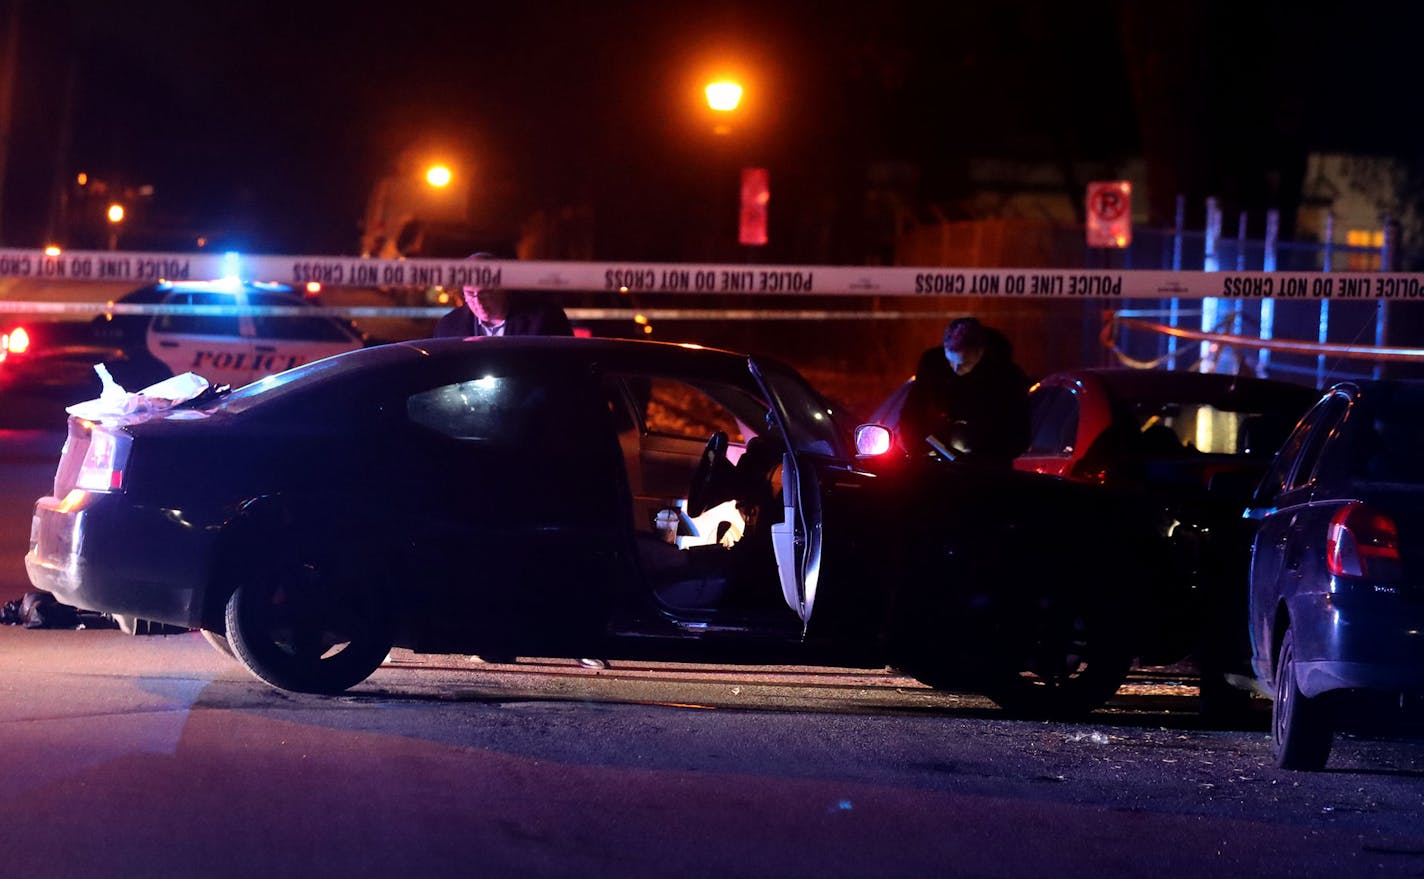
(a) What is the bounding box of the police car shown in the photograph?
[0,280,369,400]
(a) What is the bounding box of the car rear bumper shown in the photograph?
[1289,588,1424,698]
[26,490,212,628]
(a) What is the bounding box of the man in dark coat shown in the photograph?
[899,316,1031,466]
[433,253,572,338]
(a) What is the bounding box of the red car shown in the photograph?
[864,367,1318,713]
[1013,368,1318,488]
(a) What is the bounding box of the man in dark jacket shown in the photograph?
[433,254,573,338]
[899,316,1031,466]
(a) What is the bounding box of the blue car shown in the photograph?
[1246,380,1424,769]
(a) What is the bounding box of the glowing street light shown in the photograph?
[106,202,125,250]
[705,81,743,113]
[425,164,453,188]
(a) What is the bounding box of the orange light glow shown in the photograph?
[7,326,30,355]
[106,203,125,224]
[425,165,453,188]
[705,81,743,112]
[43,245,61,256]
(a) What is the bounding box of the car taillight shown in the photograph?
[1326,502,1401,579]
[75,427,130,492]
[1,325,29,363]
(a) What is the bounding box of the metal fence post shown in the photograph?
[1317,212,1334,387]
[1260,209,1279,377]
[1165,194,1186,370]
[1201,197,1222,372]
[1375,216,1396,379]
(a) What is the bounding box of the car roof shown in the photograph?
[118,280,299,303]
[1046,367,1318,411]
[264,335,763,386]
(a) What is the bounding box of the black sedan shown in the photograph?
[1245,379,1424,769]
[27,337,1164,716]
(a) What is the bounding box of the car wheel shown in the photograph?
[223,553,393,695]
[199,627,237,661]
[977,598,1133,720]
[1272,628,1333,770]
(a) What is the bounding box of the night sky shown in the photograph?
[3,1,1422,258]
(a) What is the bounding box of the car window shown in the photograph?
[1026,385,1078,455]
[1285,396,1348,491]
[636,377,747,443]
[1258,393,1347,499]
[152,292,241,337]
[406,373,591,455]
[754,359,846,457]
[247,291,354,342]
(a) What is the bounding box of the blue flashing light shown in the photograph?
[219,252,243,289]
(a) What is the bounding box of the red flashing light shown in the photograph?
[7,326,30,355]
[739,167,769,247]
[1326,502,1401,578]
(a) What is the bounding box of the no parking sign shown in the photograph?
[1086,181,1132,248]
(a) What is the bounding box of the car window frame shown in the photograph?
[1258,391,1350,503]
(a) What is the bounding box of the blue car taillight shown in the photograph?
[1326,502,1402,580]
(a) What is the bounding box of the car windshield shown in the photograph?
[216,345,391,413]
[752,358,846,459]
[1126,400,1291,456]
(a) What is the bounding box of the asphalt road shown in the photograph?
[2,628,1424,878]
[5,429,1424,877]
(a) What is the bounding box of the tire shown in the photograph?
[200,627,238,661]
[1272,628,1333,770]
[977,597,1133,720]
[223,551,393,695]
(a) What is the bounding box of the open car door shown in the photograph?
[749,358,829,628]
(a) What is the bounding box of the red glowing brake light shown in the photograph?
[2,325,30,363]
[1326,502,1401,578]
[76,427,130,492]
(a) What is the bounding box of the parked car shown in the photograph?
[867,367,1317,711]
[27,336,1166,716]
[1244,380,1424,769]
[0,279,369,400]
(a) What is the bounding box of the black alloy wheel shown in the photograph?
[224,551,393,695]
[1271,628,1333,770]
[979,596,1133,720]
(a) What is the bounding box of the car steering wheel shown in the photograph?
[687,431,731,517]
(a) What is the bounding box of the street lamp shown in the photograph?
[704,80,743,135]
[425,164,452,188]
[106,202,125,250]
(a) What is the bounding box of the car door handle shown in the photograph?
[158,340,178,348]
[254,345,277,353]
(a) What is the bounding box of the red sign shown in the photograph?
[739,167,769,246]
[1086,181,1132,248]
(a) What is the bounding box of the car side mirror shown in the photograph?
[854,423,893,457]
